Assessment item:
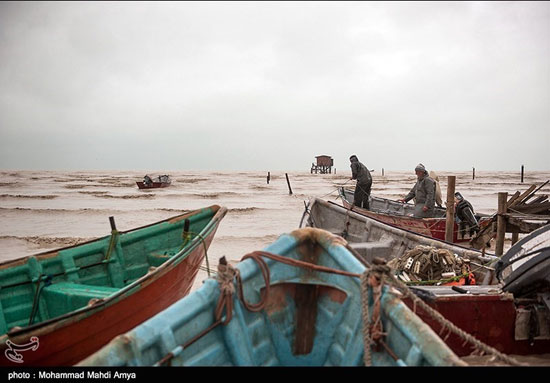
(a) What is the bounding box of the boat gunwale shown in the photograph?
[78,227,465,367]
[340,187,446,222]
[309,198,496,260]
[0,205,221,268]
[339,187,491,223]
[0,205,227,338]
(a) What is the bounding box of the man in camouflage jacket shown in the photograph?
[398,164,436,218]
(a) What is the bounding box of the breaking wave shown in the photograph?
[227,207,261,214]
[174,178,208,184]
[91,193,155,199]
[0,194,58,199]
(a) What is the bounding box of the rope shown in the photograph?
[246,250,361,279]
[214,261,238,325]
[155,260,234,366]
[254,251,522,366]
[156,247,523,367]
[180,231,211,277]
[155,255,272,366]
[360,272,373,365]
[363,262,525,366]
[360,263,392,365]
[28,274,52,326]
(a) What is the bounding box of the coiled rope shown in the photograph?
[155,249,523,367]
[360,259,524,366]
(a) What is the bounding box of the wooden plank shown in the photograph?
[526,195,548,205]
[512,202,550,215]
[509,185,537,209]
[506,191,521,207]
[522,180,549,204]
[506,217,546,233]
[293,284,318,355]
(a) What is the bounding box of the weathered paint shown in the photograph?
[0,205,226,366]
[339,188,491,244]
[305,198,494,276]
[403,287,550,356]
[79,228,464,366]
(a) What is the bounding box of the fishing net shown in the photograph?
[388,245,473,284]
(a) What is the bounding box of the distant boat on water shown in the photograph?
[136,174,171,189]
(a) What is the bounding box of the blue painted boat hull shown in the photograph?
[79,228,464,366]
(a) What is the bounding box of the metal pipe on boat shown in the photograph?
[445,176,456,242]
[109,216,117,231]
[495,192,508,257]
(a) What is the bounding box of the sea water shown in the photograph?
[1,169,549,291]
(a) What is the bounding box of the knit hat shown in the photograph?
[415,163,427,173]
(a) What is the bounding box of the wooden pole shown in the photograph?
[109,216,117,231]
[495,192,508,256]
[382,168,385,176]
[445,176,456,242]
[267,172,270,184]
[511,230,519,245]
[521,165,524,183]
[285,173,293,195]
[472,167,475,180]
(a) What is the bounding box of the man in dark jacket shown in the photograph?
[398,163,436,218]
[349,155,372,209]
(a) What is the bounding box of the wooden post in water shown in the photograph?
[495,192,508,256]
[521,165,524,183]
[267,172,270,184]
[382,168,385,176]
[285,173,293,195]
[445,176,456,242]
[472,167,475,180]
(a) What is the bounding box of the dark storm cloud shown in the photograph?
[0,1,548,171]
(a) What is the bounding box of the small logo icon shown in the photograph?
[5,337,40,363]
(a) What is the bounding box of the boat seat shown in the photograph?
[42,282,119,318]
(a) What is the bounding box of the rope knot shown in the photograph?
[216,258,238,295]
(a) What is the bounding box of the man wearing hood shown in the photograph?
[398,164,436,218]
[349,155,372,209]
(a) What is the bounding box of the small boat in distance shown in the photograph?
[79,228,465,366]
[136,174,171,189]
[0,205,227,366]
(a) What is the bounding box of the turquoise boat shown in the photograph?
[79,228,464,366]
[0,205,226,366]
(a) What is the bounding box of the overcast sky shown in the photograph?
[0,1,549,172]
